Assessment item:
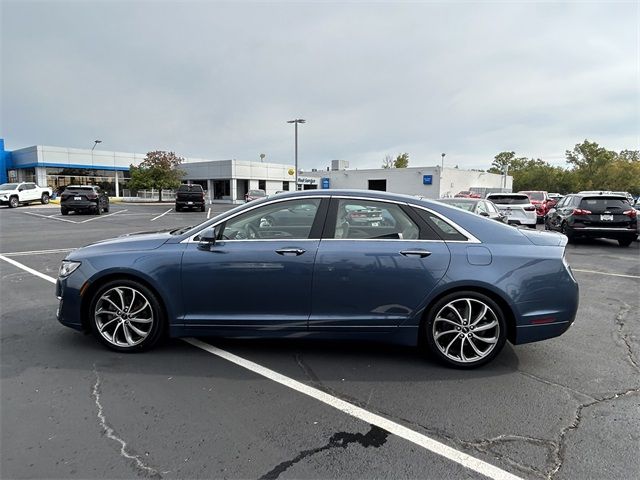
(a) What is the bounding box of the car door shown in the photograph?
[309,197,451,331]
[547,196,571,230]
[180,197,329,331]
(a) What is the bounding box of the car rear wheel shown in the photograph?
[175,205,181,212]
[424,291,507,368]
[95,203,102,215]
[9,196,18,208]
[89,280,165,352]
[61,207,69,215]
[618,238,633,247]
[561,222,574,242]
[41,193,50,204]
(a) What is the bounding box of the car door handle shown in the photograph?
[275,248,306,256]
[399,249,432,258]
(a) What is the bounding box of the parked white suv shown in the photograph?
[485,193,537,228]
[0,182,53,208]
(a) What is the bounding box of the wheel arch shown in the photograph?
[418,285,517,345]
[80,272,171,335]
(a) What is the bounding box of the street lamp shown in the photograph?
[91,139,102,168]
[287,119,306,190]
[441,152,446,170]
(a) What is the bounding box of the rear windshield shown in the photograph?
[521,192,544,201]
[178,185,203,192]
[487,195,529,205]
[439,200,476,212]
[65,186,94,191]
[579,197,630,211]
[248,190,266,196]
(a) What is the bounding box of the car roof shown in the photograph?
[486,192,528,197]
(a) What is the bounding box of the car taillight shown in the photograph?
[572,209,592,216]
[623,209,637,218]
[524,206,536,211]
[87,193,97,199]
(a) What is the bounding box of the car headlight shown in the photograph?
[59,260,81,278]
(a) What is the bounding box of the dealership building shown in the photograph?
[0,139,511,203]
[0,139,296,203]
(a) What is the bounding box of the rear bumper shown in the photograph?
[176,200,204,207]
[569,226,637,239]
[61,201,97,210]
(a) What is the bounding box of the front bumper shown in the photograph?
[56,273,88,331]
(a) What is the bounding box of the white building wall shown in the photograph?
[439,168,512,198]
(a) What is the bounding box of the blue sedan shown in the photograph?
[56,190,579,368]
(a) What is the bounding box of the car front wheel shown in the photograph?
[89,280,165,352]
[9,196,19,208]
[618,238,634,247]
[424,292,507,368]
[41,193,50,204]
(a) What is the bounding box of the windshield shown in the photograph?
[248,190,266,196]
[487,195,529,205]
[0,183,19,190]
[439,200,476,212]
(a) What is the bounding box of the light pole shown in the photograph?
[287,119,306,190]
[441,152,446,170]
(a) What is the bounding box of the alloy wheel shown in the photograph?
[94,286,154,348]
[432,298,500,364]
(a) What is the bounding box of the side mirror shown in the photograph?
[479,211,490,217]
[197,226,218,250]
[18,187,24,192]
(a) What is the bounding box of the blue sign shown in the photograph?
[422,175,433,185]
[321,177,330,189]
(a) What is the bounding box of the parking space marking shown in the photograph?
[0,254,57,284]
[150,208,173,221]
[23,211,79,224]
[79,209,128,223]
[185,338,522,480]
[1,248,76,257]
[207,207,211,219]
[573,269,640,280]
[1,254,522,480]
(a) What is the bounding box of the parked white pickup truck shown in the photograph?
[0,182,53,208]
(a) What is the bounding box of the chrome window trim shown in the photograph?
[181,195,330,243]
[182,193,480,244]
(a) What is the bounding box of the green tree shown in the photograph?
[394,153,409,168]
[565,140,617,191]
[488,151,527,175]
[128,151,185,202]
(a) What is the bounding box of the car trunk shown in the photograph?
[61,188,96,203]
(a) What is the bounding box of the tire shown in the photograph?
[95,203,102,215]
[561,222,574,243]
[89,279,165,352]
[201,205,206,212]
[175,205,182,212]
[424,291,507,369]
[618,238,633,247]
[104,204,110,213]
[61,207,69,215]
[40,193,50,204]
[9,196,19,208]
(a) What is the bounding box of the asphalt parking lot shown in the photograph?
[1,202,638,480]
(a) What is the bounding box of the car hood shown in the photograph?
[0,189,17,193]
[68,231,174,258]
[518,228,568,247]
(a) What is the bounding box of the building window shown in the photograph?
[282,181,289,191]
[258,180,266,191]
[368,179,387,191]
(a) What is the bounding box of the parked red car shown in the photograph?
[454,190,481,199]
[518,191,551,223]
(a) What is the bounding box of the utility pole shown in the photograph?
[287,119,306,190]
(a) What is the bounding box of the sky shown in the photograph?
[1,0,638,171]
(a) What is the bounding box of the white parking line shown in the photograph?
[207,207,211,219]
[573,269,640,280]
[185,338,521,480]
[0,254,57,284]
[0,254,522,480]
[79,209,128,223]
[150,208,172,222]
[23,211,78,224]
[1,248,76,257]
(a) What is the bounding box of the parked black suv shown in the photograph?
[60,185,109,215]
[545,192,637,246]
[175,184,206,211]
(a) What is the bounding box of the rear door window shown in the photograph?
[331,199,421,240]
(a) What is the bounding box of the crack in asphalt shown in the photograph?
[92,365,162,478]
[516,370,596,402]
[258,425,389,480]
[613,302,639,370]
[547,386,640,479]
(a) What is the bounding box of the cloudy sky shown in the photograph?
[2,1,638,171]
